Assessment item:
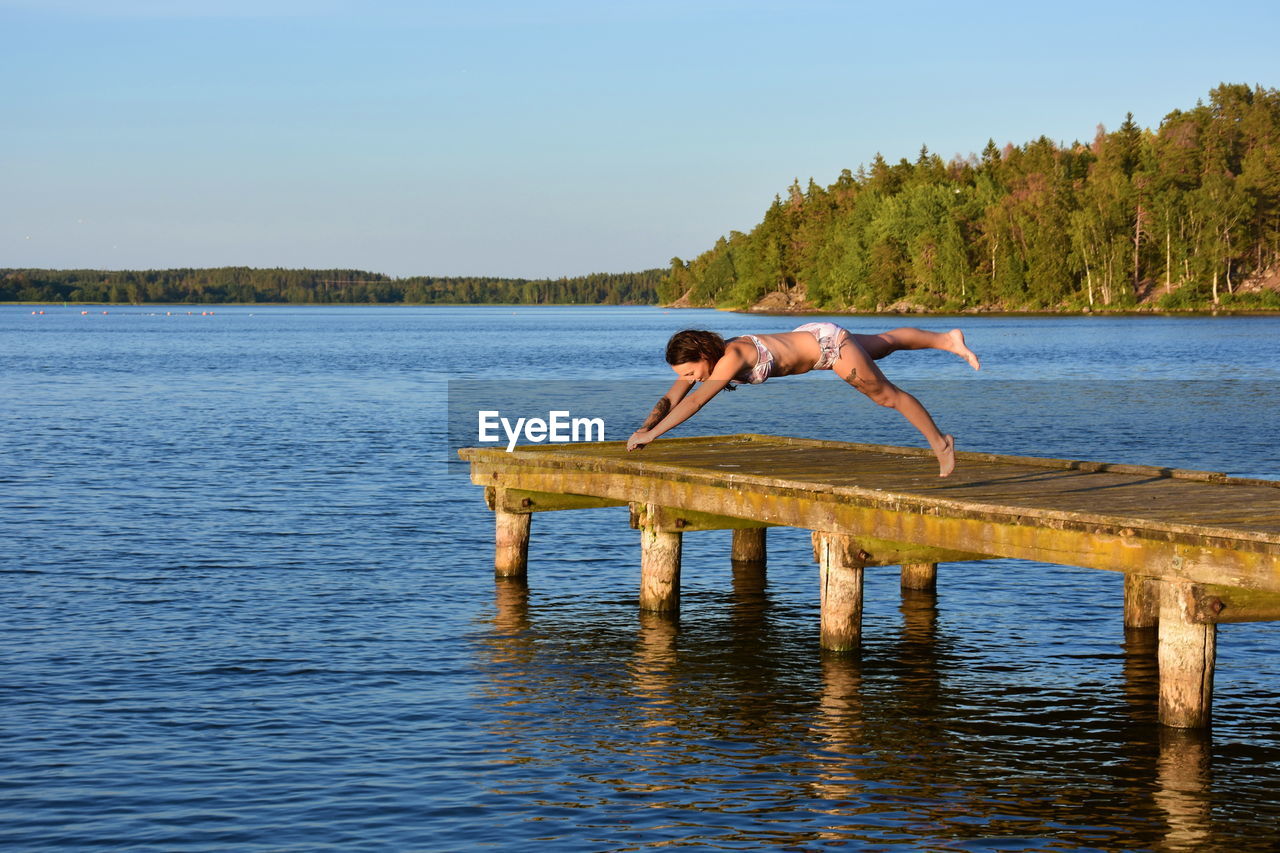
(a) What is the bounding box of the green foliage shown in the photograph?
[666,84,1280,312]
[13,84,1280,314]
[1,267,664,305]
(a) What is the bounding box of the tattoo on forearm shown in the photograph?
[641,397,671,429]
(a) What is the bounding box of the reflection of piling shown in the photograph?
[900,588,938,646]
[480,576,536,707]
[1156,728,1212,852]
[730,554,769,639]
[493,575,531,637]
[818,653,864,742]
[636,610,679,669]
[1122,625,1159,723]
[810,653,867,811]
[731,555,767,600]
[730,528,768,637]
[894,586,943,729]
[634,611,679,730]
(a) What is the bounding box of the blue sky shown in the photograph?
[3,0,1277,278]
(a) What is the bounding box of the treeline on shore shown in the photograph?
[0,267,663,305]
[9,84,1279,314]
[662,83,1280,312]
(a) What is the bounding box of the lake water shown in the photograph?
[2,305,1278,851]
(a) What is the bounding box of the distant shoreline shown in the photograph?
[6,300,1279,317]
[7,262,1276,314]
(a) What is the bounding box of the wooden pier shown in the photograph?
[459,434,1280,728]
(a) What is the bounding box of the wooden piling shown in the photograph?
[814,532,864,651]
[640,525,682,613]
[1125,574,1159,628]
[1158,580,1217,728]
[731,527,767,563]
[494,510,530,578]
[900,562,937,592]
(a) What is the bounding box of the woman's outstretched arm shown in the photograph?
[628,338,749,451]
[637,378,694,431]
[627,377,732,450]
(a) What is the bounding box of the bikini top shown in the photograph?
[728,334,774,384]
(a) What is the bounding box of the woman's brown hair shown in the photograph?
[665,330,726,366]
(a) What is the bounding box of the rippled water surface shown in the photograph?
[3,306,1279,851]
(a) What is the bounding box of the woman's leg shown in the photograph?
[851,328,980,369]
[834,336,956,477]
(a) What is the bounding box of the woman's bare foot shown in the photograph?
[935,434,956,477]
[945,329,981,370]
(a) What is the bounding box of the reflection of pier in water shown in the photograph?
[479,553,1215,849]
[462,434,1280,730]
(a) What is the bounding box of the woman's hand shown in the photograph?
[627,430,652,451]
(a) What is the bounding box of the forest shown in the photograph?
[662,83,1280,312]
[7,85,1278,312]
[0,267,662,306]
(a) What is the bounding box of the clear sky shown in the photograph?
[3,0,1277,279]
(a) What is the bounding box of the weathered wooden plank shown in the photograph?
[486,486,626,513]
[628,503,774,533]
[469,459,1280,592]
[807,531,986,568]
[462,437,1280,548]
[671,432,1264,484]
[1185,582,1280,624]
[467,431,1275,489]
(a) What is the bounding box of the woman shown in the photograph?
[626,322,980,477]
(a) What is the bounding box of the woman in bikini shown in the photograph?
[626,322,980,477]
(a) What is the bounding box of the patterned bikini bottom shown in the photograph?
[792,322,849,369]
